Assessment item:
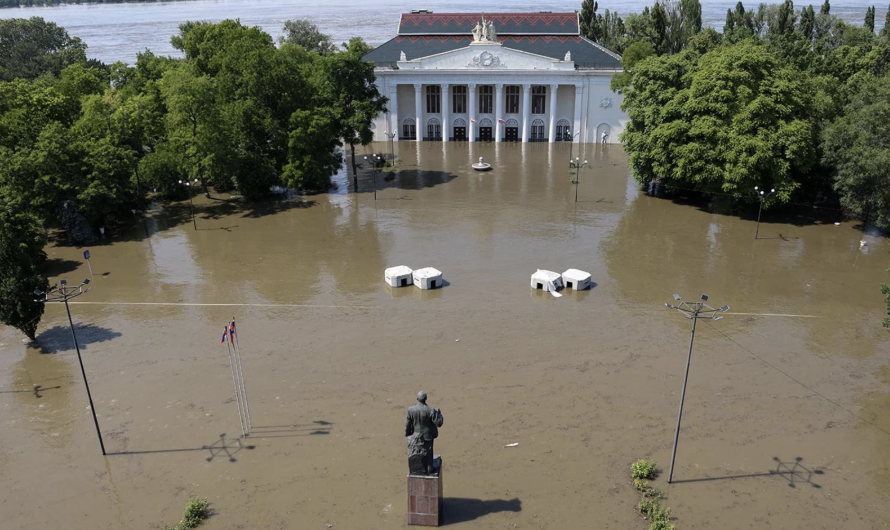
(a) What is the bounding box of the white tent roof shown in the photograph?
[385,265,414,277]
[413,267,442,279]
[531,269,561,282]
[562,269,591,281]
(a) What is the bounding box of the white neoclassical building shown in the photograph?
[362,11,628,144]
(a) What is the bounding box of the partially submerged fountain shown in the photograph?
[472,157,492,171]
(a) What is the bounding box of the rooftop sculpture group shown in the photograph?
[472,15,498,43]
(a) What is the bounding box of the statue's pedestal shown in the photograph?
[407,456,443,526]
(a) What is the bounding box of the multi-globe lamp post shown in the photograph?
[664,293,729,483]
[754,186,776,240]
[179,178,200,230]
[570,157,589,203]
[34,277,106,455]
[384,132,397,169]
[364,153,383,200]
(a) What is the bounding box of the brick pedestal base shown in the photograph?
[407,456,443,526]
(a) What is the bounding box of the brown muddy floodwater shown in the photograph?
[1,142,889,530]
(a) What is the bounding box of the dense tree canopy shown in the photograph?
[0,199,48,340]
[0,16,387,337]
[280,19,336,55]
[822,76,890,228]
[621,42,816,200]
[0,17,87,81]
[616,0,890,219]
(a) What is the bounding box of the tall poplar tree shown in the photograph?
[580,0,601,42]
[865,6,876,32]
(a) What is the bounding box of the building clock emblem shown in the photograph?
[599,97,613,109]
[470,51,502,67]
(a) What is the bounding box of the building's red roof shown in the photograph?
[398,12,579,36]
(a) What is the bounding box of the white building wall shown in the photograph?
[554,85,575,138]
[368,44,626,144]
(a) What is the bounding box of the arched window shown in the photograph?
[531,118,545,140]
[505,118,519,127]
[556,119,571,141]
[427,118,441,141]
[402,118,416,140]
[480,118,493,127]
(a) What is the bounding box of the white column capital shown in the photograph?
[496,83,504,91]
[440,83,450,88]
[575,84,584,93]
[523,83,532,90]
[550,83,559,91]
[468,83,477,90]
[414,83,423,91]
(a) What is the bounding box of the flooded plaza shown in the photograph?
[1,141,889,529]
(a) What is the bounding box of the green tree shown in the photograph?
[158,64,220,196]
[0,17,87,81]
[620,42,816,201]
[652,2,669,54]
[610,40,656,91]
[314,38,387,182]
[822,76,890,228]
[724,2,755,43]
[279,19,335,55]
[282,109,341,190]
[865,6,876,33]
[0,200,48,340]
[820,0,830,14]
[775,0,797,36]
[799,5,816,42]
[580,0,601,42]
[883,4,890,38]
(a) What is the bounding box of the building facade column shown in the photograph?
[414,83,423,143]
[389,84,399,141]
[468,83,476,143]
[495,83,504,143]
[521,83,531,143]
[548,84,558,143]
[573,84,583,144]
[441,83,450,142]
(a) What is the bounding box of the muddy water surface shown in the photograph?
[1,142,889,529]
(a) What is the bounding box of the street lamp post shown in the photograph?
[364,154,382,200]
[569,157,589,203]
[754,186,776,240]
[384,132,396,168]
[664,293,729,483]
[178,178,200,230]
[34,278,106,455]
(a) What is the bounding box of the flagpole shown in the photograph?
[224,329,247,438]
[231,318,252,431]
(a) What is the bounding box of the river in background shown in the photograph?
[0,0,886,64]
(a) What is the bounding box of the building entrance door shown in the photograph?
[505,127,519,141]
[453,127,466,141]
[479,127,492,141]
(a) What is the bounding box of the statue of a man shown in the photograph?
[405,390,444,475]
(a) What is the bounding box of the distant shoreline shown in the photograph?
[0,0,198,8]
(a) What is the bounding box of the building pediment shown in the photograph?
[396,43,574,71]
